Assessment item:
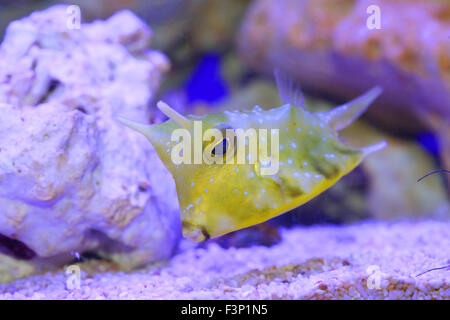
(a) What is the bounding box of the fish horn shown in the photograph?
[324,86,383,131]
[116,116,152,138]
[157,100,193,130]
[360,140,388,158]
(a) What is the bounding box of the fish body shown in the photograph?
[119,75,386,242]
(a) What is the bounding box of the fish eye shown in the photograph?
[209,123,236,159]
[211,137,230,156]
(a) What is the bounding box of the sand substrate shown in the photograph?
[0,220,449,299]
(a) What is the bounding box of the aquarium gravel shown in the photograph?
[0,220,448,300]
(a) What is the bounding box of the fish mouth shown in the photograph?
[182,221,210,242]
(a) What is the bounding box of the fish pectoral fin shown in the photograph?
[324,86,383,131]
[274,69,305,109]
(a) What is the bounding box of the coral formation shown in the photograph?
[0,6,180,282]
[239,0,450,174]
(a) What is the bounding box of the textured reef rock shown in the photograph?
[0,5,180,282]
[239,0,450,169]
[0,221,448,299]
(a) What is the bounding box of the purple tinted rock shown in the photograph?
[0,5,180,280]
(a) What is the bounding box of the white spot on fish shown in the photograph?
[293,172,300,178]
[187,204,193,210]
[309,130,313,135]
[303,161,308,166]
[297,127,301,132]
[324,153,336,159]
[205,189,208,193]
[261,188,266,193]
[197,197,201,204]
[291,142,297,149]
[235,168,239,173]
[191,182,195,187]
[249,171,255,178]
[210,178,214,183]
[304,172,311,178]
[287,158,293,165]
[244,191,248,195]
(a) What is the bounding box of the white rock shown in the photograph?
[0,5,180,279]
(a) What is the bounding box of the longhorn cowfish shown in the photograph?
[118,73,387,242]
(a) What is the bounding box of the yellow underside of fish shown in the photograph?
[181,154,362,241]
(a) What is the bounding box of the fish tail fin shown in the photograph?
[325,86,383,131]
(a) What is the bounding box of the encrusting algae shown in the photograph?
[118,72,387,241]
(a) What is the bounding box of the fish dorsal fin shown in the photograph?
[274,69,304,108]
